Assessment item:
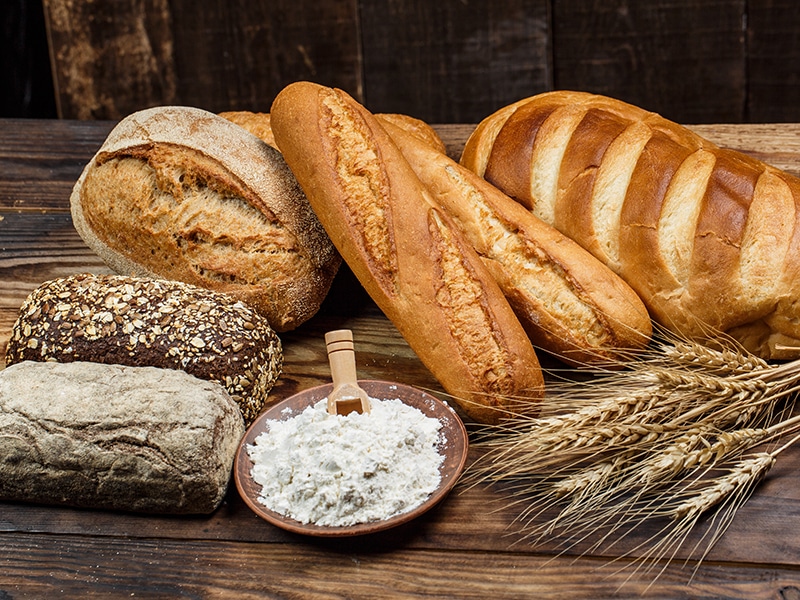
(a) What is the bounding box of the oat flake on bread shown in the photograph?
[6,273,283,424]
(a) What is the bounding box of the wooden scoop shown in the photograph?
[325,329,371,416]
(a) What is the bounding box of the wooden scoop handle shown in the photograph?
[325,329,371,415]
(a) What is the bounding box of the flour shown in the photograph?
[247,396,444,527]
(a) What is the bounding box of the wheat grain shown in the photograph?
[465,334,800,586]
[672,453,776,521]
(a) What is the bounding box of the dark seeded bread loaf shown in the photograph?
[70,105,341,332]
[5,274,282,424]
[0,360,244,514]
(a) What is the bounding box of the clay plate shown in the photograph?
[234,380,469,537]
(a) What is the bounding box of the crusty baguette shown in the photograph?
[270,81,544,424]
[6,274,283,424]
[381,119,652,366]
[70,105,341,332]
[461,91,800,360]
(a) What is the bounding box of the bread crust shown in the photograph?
[70,105,341,332]
[462,91,800,359]
[219,111,277,148]
[271,81,544,424]
[382,119,652,366]
[0,360,245,514]
[6,274,283,424]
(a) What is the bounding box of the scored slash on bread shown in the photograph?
[271,81,545,424]
[461,91,800,360]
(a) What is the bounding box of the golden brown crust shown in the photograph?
[70,106,341,332]
[461,91,800,359]
[219,111,277,148]
[375,113,447,154]
[271,82,544,424]
[382,119,652,366]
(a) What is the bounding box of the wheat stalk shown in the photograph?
[465,333,800,582]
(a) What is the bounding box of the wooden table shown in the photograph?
[4,118,800,599]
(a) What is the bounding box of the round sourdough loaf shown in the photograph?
[70,105,341,332]
[5,274,283,424]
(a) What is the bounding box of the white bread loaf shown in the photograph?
[70,105,341,332]
[461,91,800,360]
[381,119,652,366]
[270,82,544,424]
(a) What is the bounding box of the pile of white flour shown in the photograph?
[247,396,444,527]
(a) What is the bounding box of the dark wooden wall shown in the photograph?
[3,0,800,125]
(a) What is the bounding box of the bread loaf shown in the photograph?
[70,105,341,332]
[461,91,800,360]
[5,274,282,424]
[381,120,652,366]
[0,360,244,514]
[375,113,448,154]
[270,81,544,424]
[219,111,277,148]
[220,109,448,155]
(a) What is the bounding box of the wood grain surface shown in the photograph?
[3,118,800,598]
[23,0,800,124]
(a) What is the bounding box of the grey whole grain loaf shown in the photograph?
[5,273,283,424]
[0,360,245,514]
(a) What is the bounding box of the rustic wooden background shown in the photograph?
[2,0,800,125]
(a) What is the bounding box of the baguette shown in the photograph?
[70,105,341,332]
[382,119,652,366]
[461,91,800,359]
[270,81,544,424]
[6,274,283,424]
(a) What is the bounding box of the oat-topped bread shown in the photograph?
[70,105,341,332]
[6,274,283,424]
[461,91,800,360]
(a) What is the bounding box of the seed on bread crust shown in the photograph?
[6,273,283,424]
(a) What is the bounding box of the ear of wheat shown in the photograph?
[463,329,800,582]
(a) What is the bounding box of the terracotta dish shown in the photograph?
[234,380,469,537]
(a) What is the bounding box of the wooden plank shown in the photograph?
[552,0,747,124]
[8,120,800,588]
[359,0,550,123]
[0,119,114,209]
[0,0,57,118]
[166,0,362,112]
[0,531,799,599]
[42,0,362,119]
[746,0,800,122]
